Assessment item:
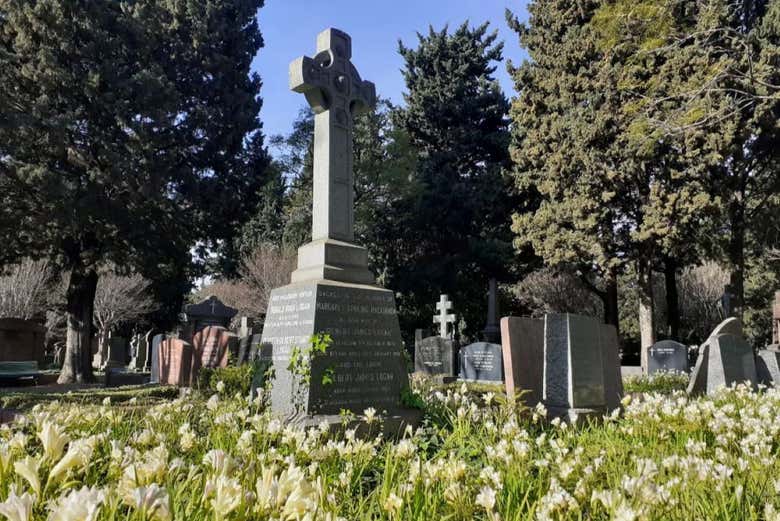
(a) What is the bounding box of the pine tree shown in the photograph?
[394,22,515,338]
[0,0,266,382]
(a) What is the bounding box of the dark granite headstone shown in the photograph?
[459,342,503,382]
[106,336,127,368]
[648,340,688,374]
[414,336,456,377]
[500,317,543,405]
[542,314,622,420]
[260,281,409,418]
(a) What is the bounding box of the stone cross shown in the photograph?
[290,28,376,243]
[433,294,456,338]
[483,278,500,343]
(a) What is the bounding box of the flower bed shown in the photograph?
[1,382,778,520]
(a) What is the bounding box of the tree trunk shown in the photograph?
[664,257,680,340]
[728,203,746,321]
[603,272,620,338]
[58,266,98,384]
[637,259,656,372]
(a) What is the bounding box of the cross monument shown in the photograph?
[288,28,376,284]
[433,295,456,338]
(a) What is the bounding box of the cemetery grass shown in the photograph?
[2,382,780,520]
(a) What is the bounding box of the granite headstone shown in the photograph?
[414,335,456,377]
[0,318,45,364]
[459,342,503,383]
[149,334,164,384]
[648,340,688,375]
[687,318,757,395]
[500,316,544,405]
[158,338,193,387]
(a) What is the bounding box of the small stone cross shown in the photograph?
[433,294,456,338]
[289,28,376,243]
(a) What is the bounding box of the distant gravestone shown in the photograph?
[414,335,456,378]
[460,342,503,383]
[158,338,193,386]
[129,334,148,371]
[500,317,544,405]
[756,348,780,386]
[0,319,45,364]
[687,318,757,395]
[237,335,251,365]
[433,295,457,339]
[773,291,780,346]
[482,279,500,343]
[542,314,622,419]
[648,340,688,374]
[105,336,127,368]
[142,330,154,372]
[149,334,164,384]
[248,333,263,362]
[183,296,238,337]
[191,326,232,383]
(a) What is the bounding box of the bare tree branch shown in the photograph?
[0,258,52,320]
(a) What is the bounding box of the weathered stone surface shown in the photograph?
[460,342,503,382]
[0,318,45,364]
[260,280,408,418]
[191,326,232,383]
[648,340,688,374]
[106,336,127,368]
[184,296,237,332]
[706,333,757,391]
[687,318,757,396]
[773,291,780,345]
[414,336,455,377]
[500,317,543,405]
[542,314,620,418]
[600,324,623,411]
[756,349,780,386]
[158,338,193,386]
[150,334,164,384]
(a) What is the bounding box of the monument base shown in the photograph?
[260,279,411,420]
[546,405,611,425]
[289,409,423,438]
[291,239,375,285]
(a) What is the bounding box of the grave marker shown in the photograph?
[500,317,544,405]
[648,340,688,374]
[433,295,456,339]
[259,28,414,429]
[460,342,503,383]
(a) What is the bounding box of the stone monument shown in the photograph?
[500,316,544,405]
[183,296,237,339]
[687,318,757,395]
[773,291,780,346]
[647,340,688,374]
[414,329,456,379]
[483,279,500,343]
[258,28,412,428]
[542,314,623,420]
[433,295,456,339]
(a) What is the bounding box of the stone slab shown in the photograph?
[149,334,164,384]
[414,336,456,377]
[600,324,623,411]
[648,340,688,374]
[259,280,409,419]
[459,342,503,382]
[158,338,193,387]
[0,319,45,364]
[543,314,607,411]
[191,326,232,383]
[500,317,543,405]
[756,349,780,386]
[706,333,757,391]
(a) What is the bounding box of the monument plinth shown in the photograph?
[260,28,415,431]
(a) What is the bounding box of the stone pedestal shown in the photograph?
[290,239,375,285]
[501,317,544,405]
[260,280,410,422]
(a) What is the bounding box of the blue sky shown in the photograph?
[252,0,531,143]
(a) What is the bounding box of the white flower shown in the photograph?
[126,484,171,521]
[203,449,236,477]
[216,380,226,393]
[0,488,35,521]
[206,394,220,411]
[13,456,41,495]
[47,486,105,521]
[475,485,496,511]
[49,437,97,482]
[382,492,403,514]
[207,476,243,519]
[38,421,69,462]
[363,407,377,424]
